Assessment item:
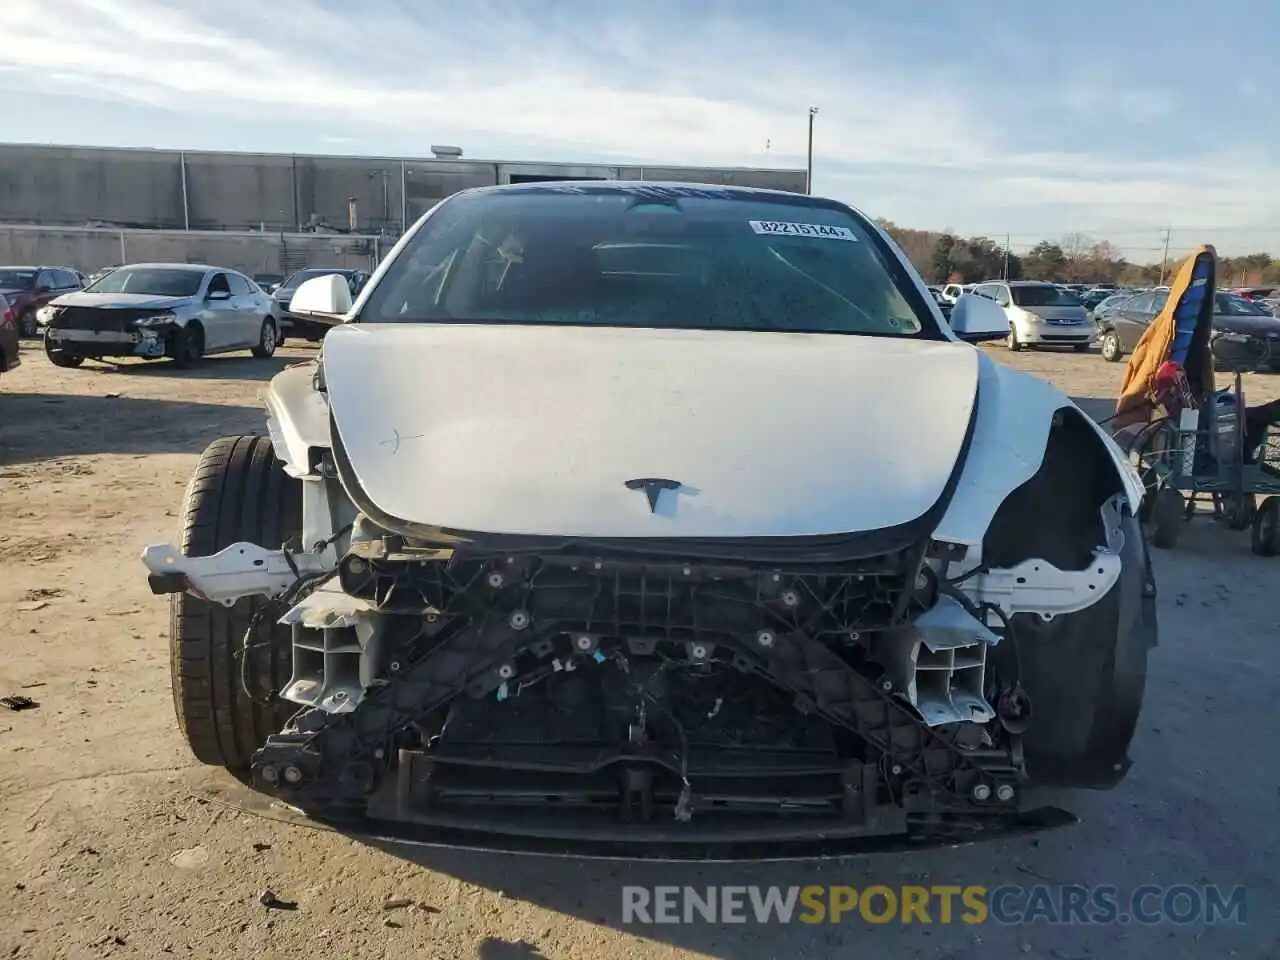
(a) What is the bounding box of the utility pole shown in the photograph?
[806,106,819,195]
[1003,233,1011,280]
[1158,226,1172,285]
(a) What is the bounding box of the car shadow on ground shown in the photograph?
[356,817,1095,958]
[75,353,302,383]
[0,393,263,464]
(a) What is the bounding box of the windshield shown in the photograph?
[87,267,204,297]
[0,269,36,289]
[361,186,937,338]
[1011,285,1082,307]
[1216,292,1270,316]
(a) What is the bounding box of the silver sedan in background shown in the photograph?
[38,263,279,369]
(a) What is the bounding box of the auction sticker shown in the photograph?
[748,220,858,241]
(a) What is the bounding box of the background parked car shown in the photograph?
[39,263,279,368]
[0,265,84,336]
[270,267,368,341]
[1095,288,1280,369]
[0,292,20,377]
[973,280,1093,352]
[252,272,285,294]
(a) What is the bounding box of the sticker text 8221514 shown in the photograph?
[748,220,859,242]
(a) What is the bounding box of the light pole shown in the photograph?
[806,106,819,195]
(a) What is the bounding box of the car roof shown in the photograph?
[118,262,220,272]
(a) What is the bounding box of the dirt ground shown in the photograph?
[2,339,1278,960]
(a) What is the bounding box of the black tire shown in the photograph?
[1007,326,1023,352]
[1100,331,1123,362]
[1252,497,1280,557]
[1149,486,1184,549]
[1003,509,1154,789]
[168,322,204,368]
[44,336,84,368]
[170,435,302,769]
[18,308,37,338]
[251,318,278,358]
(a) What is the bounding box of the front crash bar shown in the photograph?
[141,542,331,607]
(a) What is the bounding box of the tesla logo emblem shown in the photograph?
[625,477,683,513]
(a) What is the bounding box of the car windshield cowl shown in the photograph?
[357,184,945,340]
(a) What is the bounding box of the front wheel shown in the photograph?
[1007,326,1023,352]
[168,323,204,368]
[1001,508,1153,788]
[19,308,38,338]
[251,318,278,358]
[170,436,303,769]
[1100,331,1123,362]
[44,336,84,368]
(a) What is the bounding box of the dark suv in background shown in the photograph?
[270,267,367,341]
[0,266,85,336]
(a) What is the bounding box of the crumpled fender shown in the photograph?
[262,362,331,479]
[934,353,1144,546]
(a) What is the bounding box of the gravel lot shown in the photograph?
[2,340,1278,960]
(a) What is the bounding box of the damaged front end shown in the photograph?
[145,483,1129,858]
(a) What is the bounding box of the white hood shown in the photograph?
[53,291,194,310]
[321,324,980,539]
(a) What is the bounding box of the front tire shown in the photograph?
[1100,330,1123,362]
[251,319,278,358]
[168,322,204,368]
[1007,326,1023,352]
[44,336,84,368]
[169,436,302,769]
[1009,509,1153,788]
[19,308,37,338]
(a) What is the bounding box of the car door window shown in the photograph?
[208,273,231,297]
[227,273,251,296]
[1126,293,1154,316]
[994,286,1011,307]
[1151,291,1168,315]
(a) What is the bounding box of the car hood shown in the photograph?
[1021,304,1088,322]
[50,291,194,310]
[321,324,981,540]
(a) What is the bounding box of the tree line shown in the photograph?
[877,220,1280,287]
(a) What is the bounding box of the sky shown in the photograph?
[1,0,1278,259]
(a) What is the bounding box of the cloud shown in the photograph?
[0,0,1277,253]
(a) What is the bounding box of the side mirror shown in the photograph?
[948,293,1011,342]
[289,274,353,318]
[207,289,231,301]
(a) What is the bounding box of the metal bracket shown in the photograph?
[141,541,331,606]
[955,494,1127,620]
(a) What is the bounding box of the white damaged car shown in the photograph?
[144,182,1154,859]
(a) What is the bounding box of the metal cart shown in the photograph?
[1123,333,1280,555]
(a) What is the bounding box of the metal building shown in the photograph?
[0,142,808,237]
